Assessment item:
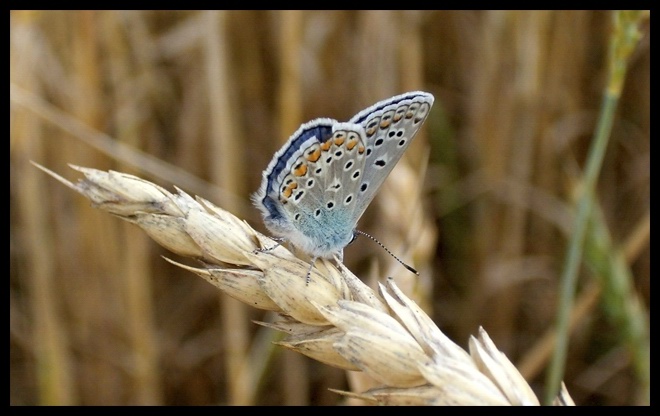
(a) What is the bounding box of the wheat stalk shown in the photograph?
[33,162,574,406]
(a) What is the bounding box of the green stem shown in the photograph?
[543,10,646,404]
[543,92,617,405]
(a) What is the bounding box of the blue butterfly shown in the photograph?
[253,91,434,267]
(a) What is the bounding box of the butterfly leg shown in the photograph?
[304,256,318,285]
[253,236,287,254]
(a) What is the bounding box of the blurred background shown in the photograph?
[10,10,649,405]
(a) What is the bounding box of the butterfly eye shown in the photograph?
[347,232,358,246]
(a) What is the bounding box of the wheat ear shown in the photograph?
[33,162,574,406]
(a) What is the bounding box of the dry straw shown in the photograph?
[34,162,574,406]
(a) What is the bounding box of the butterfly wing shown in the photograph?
[253,119,368,258]
[348,91,434,219]
[253,91,433,259]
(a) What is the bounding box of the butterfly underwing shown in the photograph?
[253,91,434,262]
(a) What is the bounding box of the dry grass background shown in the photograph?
[10,10,649,405]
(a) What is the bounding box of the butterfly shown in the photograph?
[253,91,434,267]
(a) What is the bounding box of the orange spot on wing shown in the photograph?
[282,181,298,198]
[293,163,308,176]
[306,148,321,162]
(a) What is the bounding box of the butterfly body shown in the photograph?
[253,91,434,261]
